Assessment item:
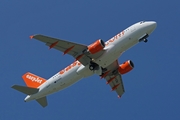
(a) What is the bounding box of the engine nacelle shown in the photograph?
[87,39,105,54]
[118,60,134,75]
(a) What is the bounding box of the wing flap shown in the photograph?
[112,75,125,97]
[105,75,125,97]
[46,42,77,56]
[103,60,125,97]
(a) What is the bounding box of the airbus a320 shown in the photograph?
[12,21,157,107]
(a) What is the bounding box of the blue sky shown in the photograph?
[1,0,180,119]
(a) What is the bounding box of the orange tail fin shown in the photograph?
[22,72,46,88]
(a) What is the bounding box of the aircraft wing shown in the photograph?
[103,60,125,98]
[31,34,92,65]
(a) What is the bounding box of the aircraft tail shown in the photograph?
[11,85,39,95]
[22,72,46,88]
[12,85,48,107]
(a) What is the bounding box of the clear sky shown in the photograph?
[1,0,180,120]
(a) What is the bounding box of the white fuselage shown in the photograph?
[25,21,157,101]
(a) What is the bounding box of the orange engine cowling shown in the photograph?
[118,60,134,75]
[88,39,105,54]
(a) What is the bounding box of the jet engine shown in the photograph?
[87,39,105,54]
[118,60,134,74]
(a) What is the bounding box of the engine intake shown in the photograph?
[118,60,134,75]
[87,39,105,54]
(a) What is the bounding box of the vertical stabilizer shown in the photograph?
[22,72,46,88]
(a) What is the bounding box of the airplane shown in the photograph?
[12,21,157,107]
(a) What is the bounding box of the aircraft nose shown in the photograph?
[148,21,157,31]
[150,21,157,29]
[146,21,157,34]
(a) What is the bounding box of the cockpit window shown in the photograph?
[140,21,145,24]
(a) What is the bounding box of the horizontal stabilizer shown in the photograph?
[11,85,39,95]
[36,97,48,108]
